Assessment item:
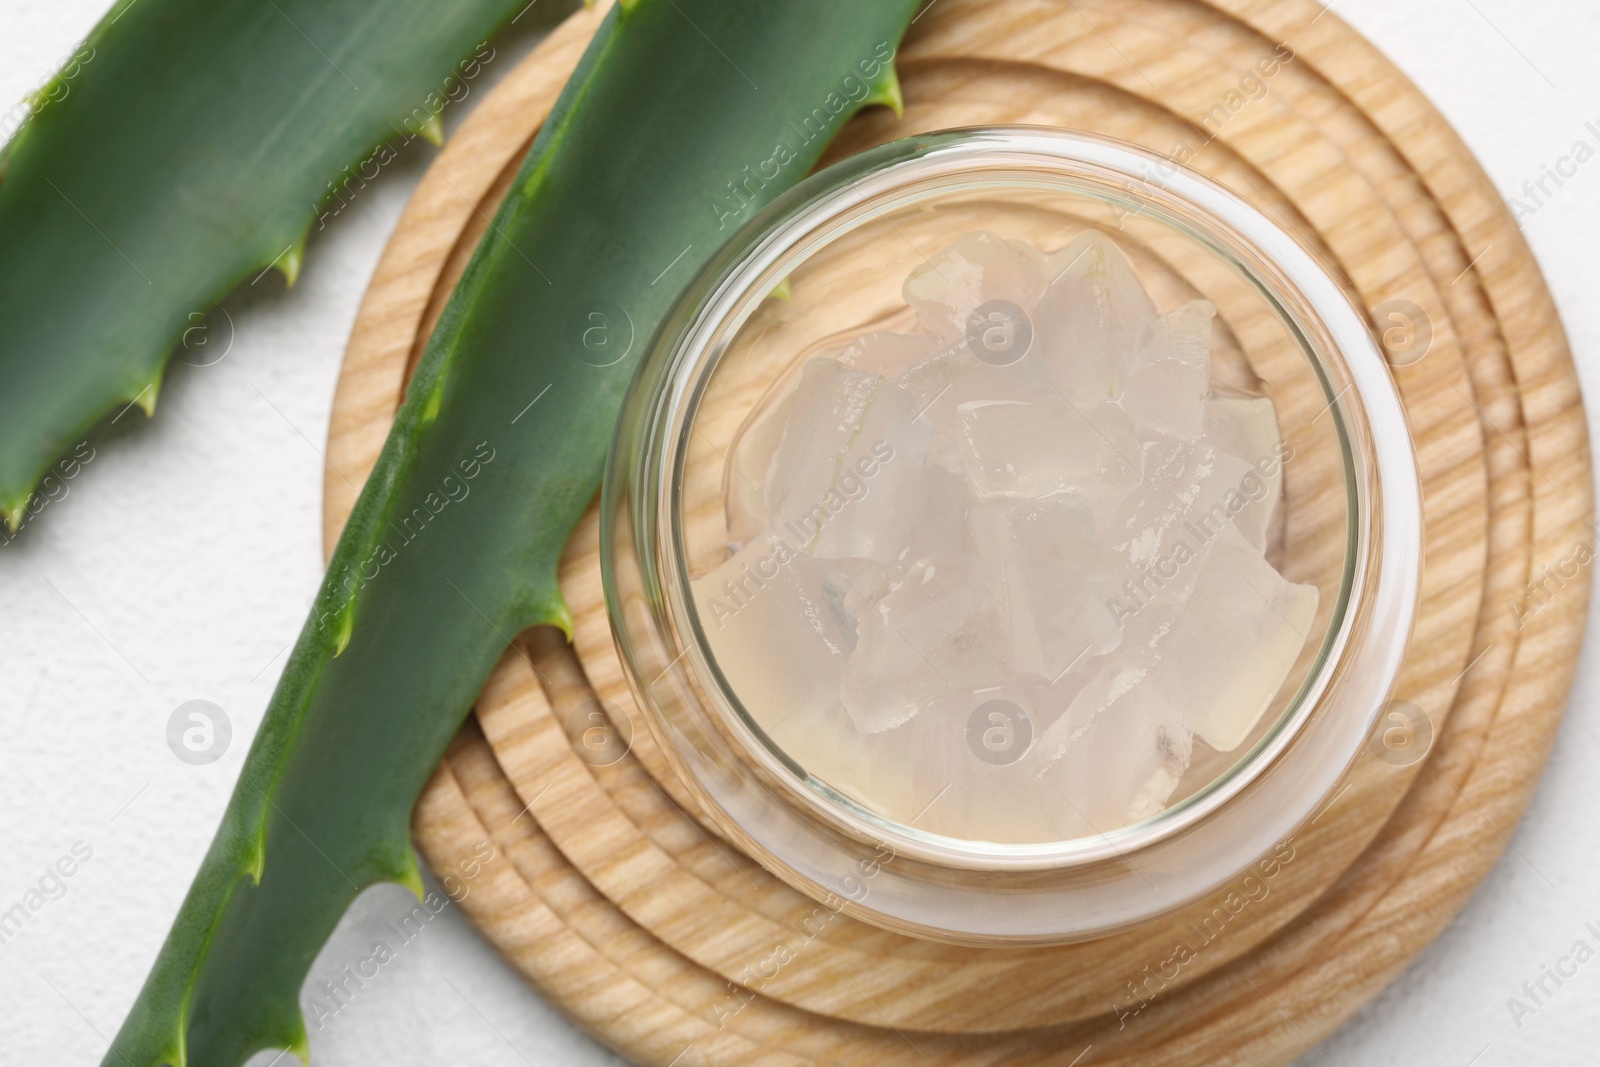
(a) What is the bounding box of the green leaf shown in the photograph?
[103,2,920,1064]
[0,0,580,528]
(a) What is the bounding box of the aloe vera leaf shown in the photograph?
[0,0,584,531]
[104,2,919,1065]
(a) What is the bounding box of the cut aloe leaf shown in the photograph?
[0,0,580,529]
[103,2,919,1064]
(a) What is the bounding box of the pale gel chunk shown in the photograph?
[973,496,1123,679]
[904,230,1049,341]
[1145,525,1318,751]
[764,357,929,562]
[1033,230,1157,403]
[692,229,1317,844]
[841,551,1010,733]
[725,390,792,550]
[1199,395,1285,550]
[1124,300,1214,437]
[1103,436,1256,611]
[693,533,855,722]
[957,400,1139,500]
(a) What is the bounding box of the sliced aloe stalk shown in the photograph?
[104,2,918,1064]
[0,0,580,529]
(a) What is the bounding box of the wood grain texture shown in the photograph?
[325,0,1593,1062]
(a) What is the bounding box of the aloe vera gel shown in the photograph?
[692,230,1316,844]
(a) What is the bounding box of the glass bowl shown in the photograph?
[602,127,1421,944]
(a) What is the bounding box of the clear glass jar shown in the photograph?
[602,128,1421,944]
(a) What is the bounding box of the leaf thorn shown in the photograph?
[419,109,446,148]
[278,230,309,288]
[865,63,905,118]
[2,495,28,533]
[397,849,427,902]
[134,368,164,418]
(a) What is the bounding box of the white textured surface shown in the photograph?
[0,3,1596,1066]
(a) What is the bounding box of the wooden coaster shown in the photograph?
[323,0,1593,1062]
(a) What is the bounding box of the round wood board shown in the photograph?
[322,0,1593,1063]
